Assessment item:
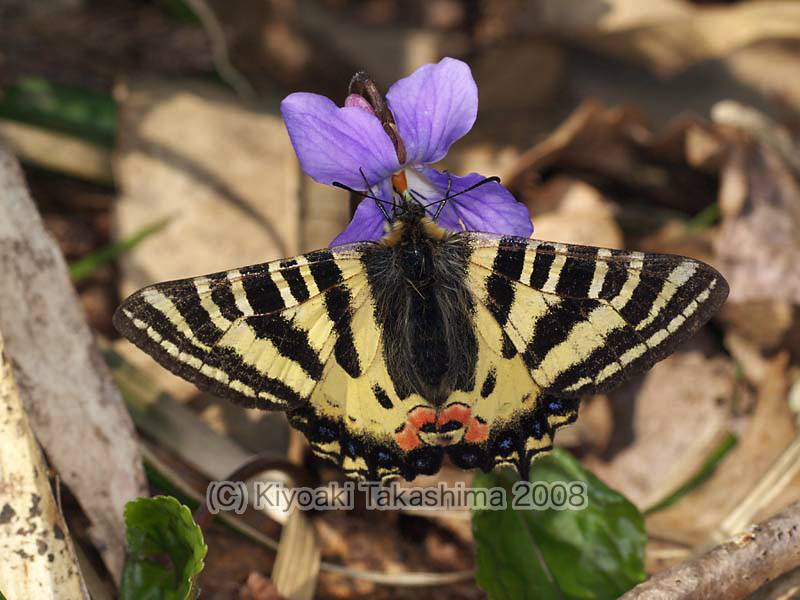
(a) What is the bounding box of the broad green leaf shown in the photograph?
[0,77,116,146]
[121,496,207,600]
[473,448,646,600]
[0,589,6,600]
[70,218,170,282]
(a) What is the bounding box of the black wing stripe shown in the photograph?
[240,264,285,314]
[485,237,527,326]
[555,246,598,298]
[310,255,360,378]
[162,283,224,347]
[207,272,245,321]
[280,260,312,303]
[522,297,602,370]
[618,264,664,327]
[245,314,325,380]
[529,244,556,288]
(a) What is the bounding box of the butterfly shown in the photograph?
[114,177,728,483]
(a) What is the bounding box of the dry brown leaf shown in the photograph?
[0,329,89,600]
[583,336,736,510]
[646,355,795,548]
[528,177,624,248]
[0,147,146,581]
[714,104,800,306]
[719,302,795,352]
[240,572,285,600]
[493,0,800,77]
[505,100,717,216]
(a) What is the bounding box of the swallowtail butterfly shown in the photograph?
[114,178,728,482]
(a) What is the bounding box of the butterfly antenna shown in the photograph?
[423,175,502,219]
[432,172,454,220]
[408,188,428,206]
[332,181,396,222]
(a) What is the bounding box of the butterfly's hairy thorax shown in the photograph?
[361,214,478,406]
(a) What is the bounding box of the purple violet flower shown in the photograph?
[280,57,533,246]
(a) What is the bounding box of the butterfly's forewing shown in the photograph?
[466,234,729,397]
[113,246,370,408]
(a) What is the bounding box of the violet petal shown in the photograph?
[329,179,393,246]
[386,58,478,165]
[281,92,400,188]
[416,167,533,237]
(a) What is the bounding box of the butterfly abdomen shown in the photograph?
[362,216,478,404]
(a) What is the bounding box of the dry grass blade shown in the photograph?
[271,508,321,600]
[0,118,113,184]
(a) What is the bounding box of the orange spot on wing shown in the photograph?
[464,418,490,444]
[395,426,422,451]
[408,406,436,430]
[437,403,471,428]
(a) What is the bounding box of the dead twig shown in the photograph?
[621,500,800,599]
[183,0,256,101]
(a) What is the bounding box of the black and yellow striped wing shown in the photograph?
[448,234,728,476]
[468,235,729,397]
[114,234,728,482]
[113,247,371,409]
[113,244,438,481]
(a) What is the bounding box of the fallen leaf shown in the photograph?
[0,328,90,600]
[0,146,146,581]
[526,176,624,249]
[646,355,796,547]
[240,572,284,600]
[489,0,800,77]
[714,103,800,305]
[583,336,737,510]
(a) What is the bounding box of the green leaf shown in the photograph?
[0,589,6,600]
[121,496,207,600]
[0,77,117,146]
[69,218,170,282]
[685,202,720,233]
[472,448,646,600]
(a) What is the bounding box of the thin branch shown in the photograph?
[621,500,800,600]
[184,0,256,102]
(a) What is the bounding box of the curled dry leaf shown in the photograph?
[582,335,737,511]
[0,146,146,581]
[487,0,800,77]
[646,355,796,549]
[714,103,800,306]
[0,329,89,600]
[504,100,718,216]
